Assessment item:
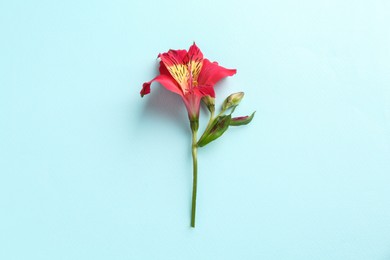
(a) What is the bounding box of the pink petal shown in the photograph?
[185,43,203,64]
[158,49,189,92]
[185,43,204,80]
[158,49,188,67]
[194,85,215,98]
[182,93,202,119]
[198,59,237,87]
[141,74,183,97]
[158,60,175,78]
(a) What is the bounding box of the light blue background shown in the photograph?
[1,0,390,259]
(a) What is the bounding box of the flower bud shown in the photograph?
[222,92,244,111]
[230,112,255,126]
[201,95,215,113]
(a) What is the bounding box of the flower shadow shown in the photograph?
[140,84,189,134]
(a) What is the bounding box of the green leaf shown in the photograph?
[229,112,255,126]
[197,115,231,147]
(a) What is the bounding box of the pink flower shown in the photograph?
[141,43,236,120]
[140,43,254,228]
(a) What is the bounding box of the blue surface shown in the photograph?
[1,0,390,259]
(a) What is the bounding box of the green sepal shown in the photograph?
[229,112,255,126]
[197,115,231,147]
[190,119,199,132]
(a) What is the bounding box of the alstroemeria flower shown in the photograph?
[140,43,254,228]
[141,43,236,120]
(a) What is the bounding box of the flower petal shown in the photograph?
[198,59,236,87]
[158,49,187,67]
[182,93,202,119]
[194,85,215,98]
[186,43,203,82]
[141,74,183,97]
[159,49,189,91]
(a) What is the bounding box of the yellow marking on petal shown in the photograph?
[163,56,203,94]
[190,60,203,81]
[166,64,189,93]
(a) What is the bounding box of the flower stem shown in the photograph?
[206,110,215,130]
[198,110,215,145]
[190,126,198,228]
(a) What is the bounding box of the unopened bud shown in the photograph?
[222,92,244,111]
[230,112,255,126]
[202,95,215,113]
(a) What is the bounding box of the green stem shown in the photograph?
[197,110,215,145]
[190,127,198,228]
[206,110,215,130]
